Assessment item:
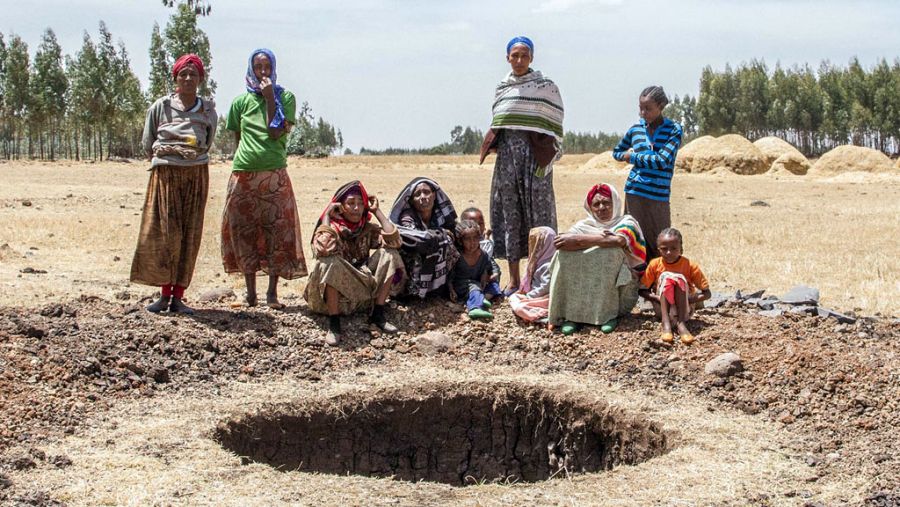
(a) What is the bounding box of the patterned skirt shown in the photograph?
[490,130,557,262]
[221,168,308,279]
[130,164,209,288]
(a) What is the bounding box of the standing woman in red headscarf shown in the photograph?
[130,54,217,314]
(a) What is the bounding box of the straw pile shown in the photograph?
[753,137,811,175]
[578,151,630,173]
[809,145,895,175]
[674,135,715,172]
[678,134,768,175]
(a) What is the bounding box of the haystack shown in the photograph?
[768,152,811,175]
[578,151,630,173]
[753,137,807,164]
[682,134,768,175]
[674,135,715,172]
[809,145,895,175]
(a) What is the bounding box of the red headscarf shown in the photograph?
[316,181,372,237]
[585,183,612,207]
[172,54,205,80]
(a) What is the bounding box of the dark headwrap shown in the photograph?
[314,181,371,242]
[506,36,534,55]
[172,54,205,80]
[245,48,286,129]
[389,177,457,231]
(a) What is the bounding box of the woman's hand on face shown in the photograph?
[259,77,275,99]
[368,195,380,214]
[327,202,343,220]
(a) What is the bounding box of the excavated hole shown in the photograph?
[214,383,671,486]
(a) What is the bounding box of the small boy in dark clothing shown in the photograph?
[451,220,500,319]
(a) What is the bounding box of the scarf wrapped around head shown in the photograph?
[522,226,557,293]
[314,180,371,242]
[506,36,534,55]
[172,53,205,80]
[389,177,457,231]
[245,48,286,129]
[569,183,647,266]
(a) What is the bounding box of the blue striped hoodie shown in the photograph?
[612,117,683,202]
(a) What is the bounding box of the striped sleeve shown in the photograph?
[613,222,647,263]
[612,128,634,161]
[630,123,683,171]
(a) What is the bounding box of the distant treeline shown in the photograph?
[693,58,900,156]
[0,3,342,161]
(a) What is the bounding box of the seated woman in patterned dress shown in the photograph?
[548,183,647,335]
[305,181,406,346]
[389,177,459,300]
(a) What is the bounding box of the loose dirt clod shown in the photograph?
[214,382,670,486]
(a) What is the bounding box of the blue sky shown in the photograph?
[3,0,899,150]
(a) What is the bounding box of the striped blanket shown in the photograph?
[491,70,564,140]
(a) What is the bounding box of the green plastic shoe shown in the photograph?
[481,299,493,309]
[468,308,493,319]
[600,317,618,334]
[560,321,579,335]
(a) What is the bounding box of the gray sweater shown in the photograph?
[142,94,217,167]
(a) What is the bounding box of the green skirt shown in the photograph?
[548,247,638,326]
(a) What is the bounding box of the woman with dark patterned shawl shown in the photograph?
[130,54,217,315]
[305,181,406,346]
[548,183,647,335]
[221,48,307,309]
[480,35,564,295]
[389,177,459,299]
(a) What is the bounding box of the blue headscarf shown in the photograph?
[245,48,286,129]
[506,36,534,55]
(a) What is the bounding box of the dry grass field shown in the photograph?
[1,155,898,506]
[0,155,897,316]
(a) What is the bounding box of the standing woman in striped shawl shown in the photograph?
[480,36,564,294]
[130,54,217,314]
[612,86,683,260]
[221,49,307,308]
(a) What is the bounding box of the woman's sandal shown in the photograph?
[680,333,695,345]
[560,321,579,336]
[600,318,618,334]
[660,332,674,344]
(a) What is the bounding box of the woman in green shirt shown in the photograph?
[221,48,307,308]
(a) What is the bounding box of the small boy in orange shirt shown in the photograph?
[639,228,711,345]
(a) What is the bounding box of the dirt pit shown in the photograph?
[214,382,670,486]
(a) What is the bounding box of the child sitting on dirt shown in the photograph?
[639,228,711,345]
[461,207,502,294]
[451,219,501,319]
[508,226,557,323]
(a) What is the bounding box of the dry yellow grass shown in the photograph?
[4,364,874,506]
[0,155,898,315]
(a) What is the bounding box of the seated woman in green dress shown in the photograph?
[548,183,647,335]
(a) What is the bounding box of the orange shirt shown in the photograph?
[641,256,709,294]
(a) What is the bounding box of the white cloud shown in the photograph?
[533,0,623,14]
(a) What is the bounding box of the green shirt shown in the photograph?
[225,90,296,171]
